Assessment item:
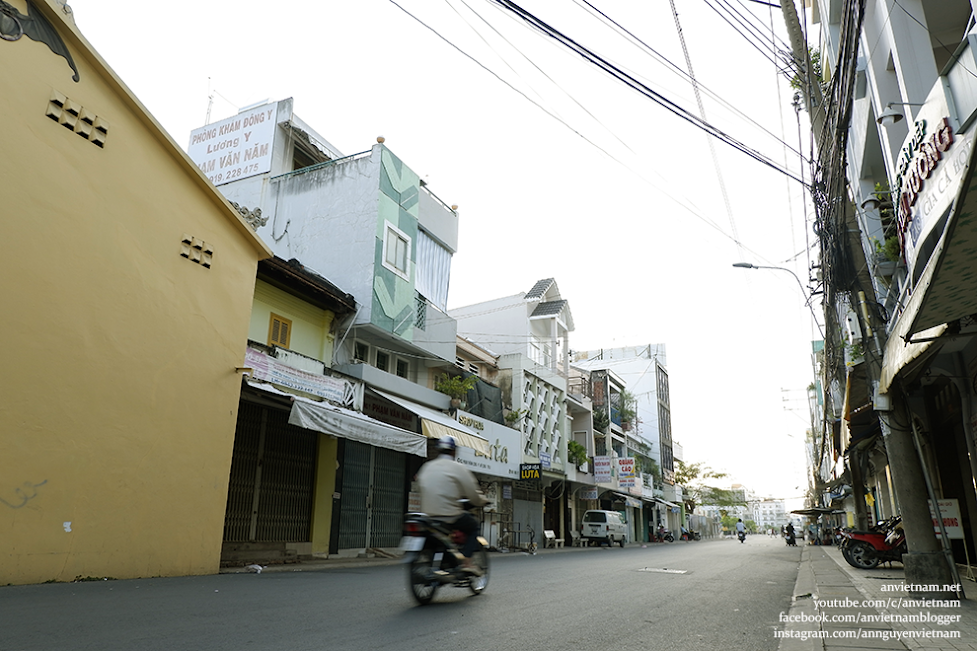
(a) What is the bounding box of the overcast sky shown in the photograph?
[70,0,821,502]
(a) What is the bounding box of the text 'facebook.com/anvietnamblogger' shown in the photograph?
[774,589,963,641]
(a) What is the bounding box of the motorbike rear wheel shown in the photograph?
[845,541,880,569]
[408,550,440,605]
[467,547,490,595]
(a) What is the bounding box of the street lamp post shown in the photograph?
[732,262,824,338]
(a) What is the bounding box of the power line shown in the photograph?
[670,0,745,257]
[575,0,807,165]
[387,0,772,249]
[487,0,810,187]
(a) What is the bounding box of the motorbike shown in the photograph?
[785,529,797,546]
[681,529,701,541]
[657,529,675,542]
[839,516,906,569]
[400,508,490,605]
[737,530,746,543]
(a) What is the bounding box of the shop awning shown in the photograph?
[655,498,682,509]
[610,492,642,508]
[790,508,846,516]
[371,390,490,456]
[288,396,427,457]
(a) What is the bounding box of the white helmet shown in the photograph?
[437,435,458,454]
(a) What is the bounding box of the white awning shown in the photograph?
[370,390,490,456]
[606,491,642,509]
[288,397,426,457]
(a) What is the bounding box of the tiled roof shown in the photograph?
[531,299,568,318]
[525,278,555,300]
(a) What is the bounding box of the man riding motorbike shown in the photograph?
[735,518,746,543]
[416,435,487,574]
[785,521,797,546]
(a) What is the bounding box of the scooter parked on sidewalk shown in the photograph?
[654,526,674,542]
[838,516,906,570]
[400,507,489,605]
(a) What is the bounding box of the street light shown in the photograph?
[732,262,825,338]
[876,102,927,127]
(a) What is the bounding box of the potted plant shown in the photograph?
[592,408,610,434]
[434,373,477,409]
[567,440,589,469]
[504,408,526,429]
[617,390,637,431]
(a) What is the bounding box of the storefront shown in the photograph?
[449,412,522,550]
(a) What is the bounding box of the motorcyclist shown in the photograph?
[735,518,746,542]
[417,435,487,574]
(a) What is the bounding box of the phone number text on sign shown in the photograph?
[188,104,278,186]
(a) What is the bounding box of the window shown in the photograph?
[354,342,369,362]
[375,350,389,372]
[382,222,410,278]
[292,145,317,172]
[415,293,427,330]
[415,230,451,311]
[268,313,291,348]
[396,359,409,379]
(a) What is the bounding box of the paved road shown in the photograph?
[0,535,800,651]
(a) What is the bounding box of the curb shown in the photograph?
[778,545,821,651]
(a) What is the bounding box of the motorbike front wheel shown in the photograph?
[408,550,440,605]
[845,541,880,569]
[467,547,490,595]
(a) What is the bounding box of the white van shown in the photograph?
[580,510,627,547]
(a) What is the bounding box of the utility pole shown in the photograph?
[779,0,958,597]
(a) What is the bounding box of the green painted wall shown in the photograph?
[373,148,419,340]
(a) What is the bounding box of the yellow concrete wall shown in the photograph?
[249,280,337,363]
[310,435,339,554]
[0,1,271,585]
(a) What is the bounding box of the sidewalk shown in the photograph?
[780,544,977,651]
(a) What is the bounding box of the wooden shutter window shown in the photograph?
[269,313,292,348]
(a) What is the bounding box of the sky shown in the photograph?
[69,0,821,502]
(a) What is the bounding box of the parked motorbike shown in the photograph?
[681,529,701,541]
[659,529,675,543]
[400,509,490,605]
[839,516,906,570]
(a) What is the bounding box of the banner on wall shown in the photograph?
[617,457,635,477]
[593,456,612,483]
[580,487,598,500]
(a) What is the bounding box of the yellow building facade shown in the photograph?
[0,0,272,585]
[223,257,356,563]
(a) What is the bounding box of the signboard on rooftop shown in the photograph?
[188,103,278,186]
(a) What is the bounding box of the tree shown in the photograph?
[674,460,746,514]
[721,514,757,533]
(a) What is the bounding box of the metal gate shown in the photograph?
[224,401,317,542]
[337,439,406,550]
